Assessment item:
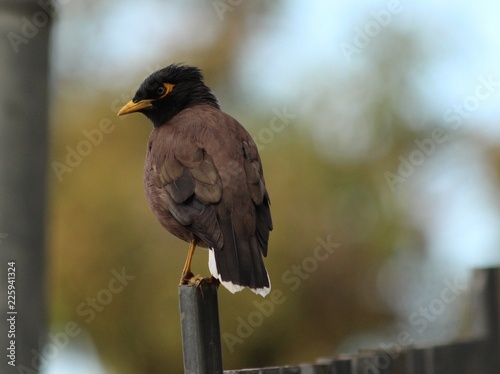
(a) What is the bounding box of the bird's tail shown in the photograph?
[208,232,270,297]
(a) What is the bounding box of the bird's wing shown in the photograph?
[241,140,273,257]
[150,131,224,249]
[197,112,272,293]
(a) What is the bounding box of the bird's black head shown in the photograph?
[117,64,219,127]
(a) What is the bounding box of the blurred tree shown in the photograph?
[46,2,500,373]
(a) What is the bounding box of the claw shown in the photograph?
[179,272,195,286]
[179,274,220,290]
[190,274,205,287]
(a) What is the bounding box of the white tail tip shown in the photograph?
[208,248,271,297]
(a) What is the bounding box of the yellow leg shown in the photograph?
[180,239,198,285]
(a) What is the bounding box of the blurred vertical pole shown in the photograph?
[471,268,500,374]
[0,0,52,372]
[480,268,500,374]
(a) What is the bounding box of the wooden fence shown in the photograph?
[178,267,500,374]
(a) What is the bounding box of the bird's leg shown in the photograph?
[179,239,221,289]
[180,238,198,285]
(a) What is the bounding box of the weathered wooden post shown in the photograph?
[179,282,223,374]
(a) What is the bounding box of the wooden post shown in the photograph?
[179,282,223,374]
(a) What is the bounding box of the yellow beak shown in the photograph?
[117,99,153,116]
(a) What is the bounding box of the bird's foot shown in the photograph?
[179,273,219,288]
[179,271,195,286]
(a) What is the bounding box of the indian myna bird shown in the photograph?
[117,64,272,297]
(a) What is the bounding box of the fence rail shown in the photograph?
[179,267,500,374]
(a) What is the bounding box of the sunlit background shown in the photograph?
[43,0,500,372]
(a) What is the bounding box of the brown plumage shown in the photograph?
[118,64,272,296]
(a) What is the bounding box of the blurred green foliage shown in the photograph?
[46,2,499,373]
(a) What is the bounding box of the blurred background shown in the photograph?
[5,0,500,372]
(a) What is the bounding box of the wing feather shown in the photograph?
[152,140,223,248]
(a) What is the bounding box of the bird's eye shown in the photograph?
[156,86,166,96]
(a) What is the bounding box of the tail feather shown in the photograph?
[208,218,270,297]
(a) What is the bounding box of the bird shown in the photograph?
[117,64,272,297]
